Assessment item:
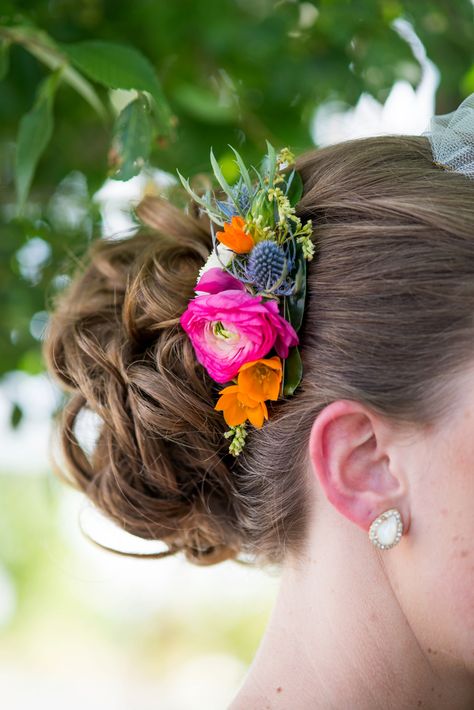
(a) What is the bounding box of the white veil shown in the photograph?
[422,92,474,179]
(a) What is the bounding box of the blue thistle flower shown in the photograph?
[246,240,287,291]
[216,183,251,220]
[236,183,251,214]
[216,200,238,220]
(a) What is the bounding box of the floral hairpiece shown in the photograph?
[177,142,313,455]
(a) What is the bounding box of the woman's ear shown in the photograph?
[308,400,410,533]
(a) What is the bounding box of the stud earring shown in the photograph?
[368,508,404,550]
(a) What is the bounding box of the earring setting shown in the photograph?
[368,508,404,550]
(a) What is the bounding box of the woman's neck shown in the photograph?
[229,507,474,709]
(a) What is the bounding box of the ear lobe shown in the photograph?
[308,400,408,532]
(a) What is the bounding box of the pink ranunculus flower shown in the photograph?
[180,268,298,382]
[195,267,245,295]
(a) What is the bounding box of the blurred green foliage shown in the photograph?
[0,474,61,626]
[0,0,473,427]
[0,472,270,679]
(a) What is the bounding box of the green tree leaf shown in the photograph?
[61,40,172,135]
[172,83,235,124]
[461,64,474,95]
[0,39,10,81]
[10,402,23,429]
[15,71,59,213]
[109,95,152,181]
[4,25,106,119]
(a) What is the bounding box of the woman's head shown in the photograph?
[43,134,474,575]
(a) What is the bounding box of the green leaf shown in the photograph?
[109,95,152,181]
[282,346,303,396]
[210,147,242,213]
[228,145,253,193]
[172,83,235,124]
[248,164,263,189]
[261,140,277,186]
[286,169,303,207]
[61,40,172,134]
[176,169,208,205]
[176,169,225,225]
[15,71,59,213]
[0,39,10,81]
[285,249,307,332]
[10,403,23,429]
[461,65,474,95]
[6,25,106,120]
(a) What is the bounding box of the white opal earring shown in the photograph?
[368,508,404,550]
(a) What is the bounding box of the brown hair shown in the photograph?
[42,135,474,567]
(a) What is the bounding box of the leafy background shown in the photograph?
[0,0,473,707]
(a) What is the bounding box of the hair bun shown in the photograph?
[43,195,244,565]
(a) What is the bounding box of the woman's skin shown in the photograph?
[230,368,474,709]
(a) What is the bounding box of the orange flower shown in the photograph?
[237,356,282,402]
[215,384,268,428]
[215,357,283,429]
[216,216,254,254]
